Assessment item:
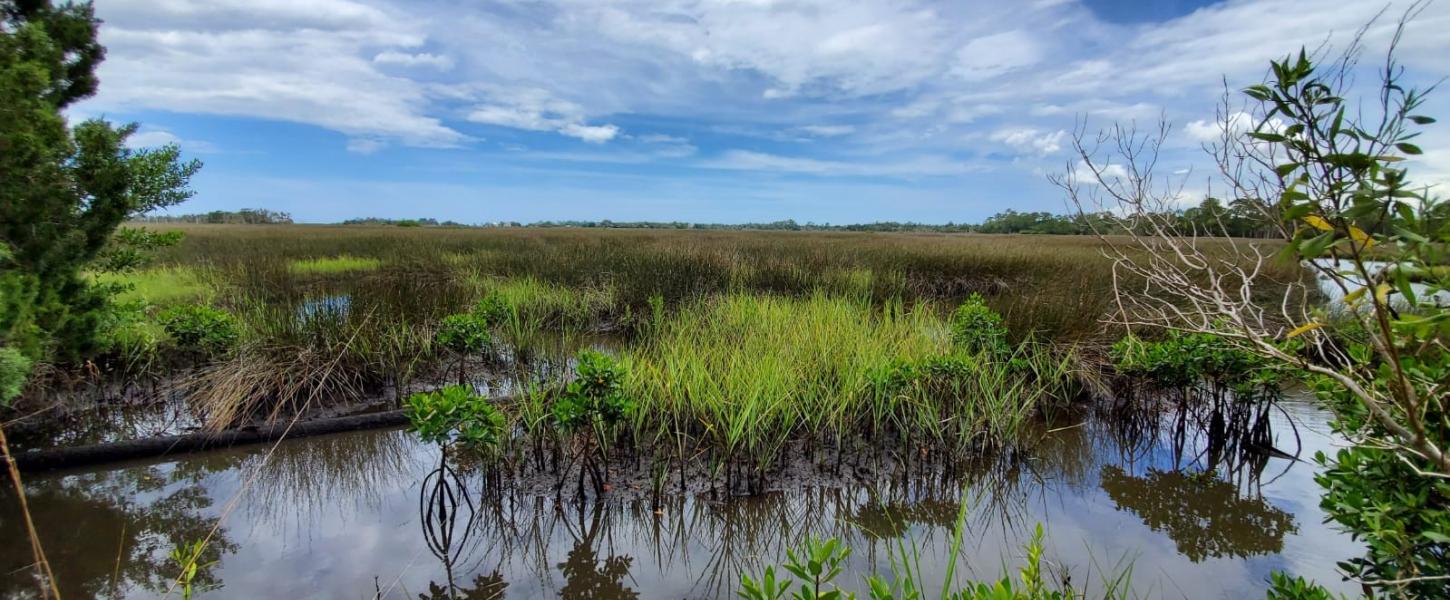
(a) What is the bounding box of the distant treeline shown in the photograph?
[139,208,293,225]
[139,198,1283,237]
[512,219,976,232]
[513,197,1282,237]
[338,217,472,227]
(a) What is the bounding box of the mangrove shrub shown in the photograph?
[405,384,506,453]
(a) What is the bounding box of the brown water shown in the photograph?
[1,397,1360,599]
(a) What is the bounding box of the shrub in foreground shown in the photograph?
[159,304,240,356]
[405,384,506,453]
[0,346,32,404]
[950,293,1009,355]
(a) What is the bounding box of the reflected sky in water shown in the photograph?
[1,397,1361,599]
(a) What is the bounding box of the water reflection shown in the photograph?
[556,505,638,600]
[0,461,236,598]
[419,453,482,598]
[297,294,352,323]
[416,572,506,600]
[1100,467,1296,562]
[2,396,1362,599]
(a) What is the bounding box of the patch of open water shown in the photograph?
[0,395,1363,599]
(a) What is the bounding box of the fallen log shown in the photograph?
[11,409,408,473]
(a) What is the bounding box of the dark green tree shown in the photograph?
[0,0,201,375]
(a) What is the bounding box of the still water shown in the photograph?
[2,397,1360,599]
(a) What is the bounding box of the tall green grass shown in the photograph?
[625,293,1076,473]
[150,223,1310,342]
[287,255,381,275]
[74,225,1301,447]
[92,266,214,305]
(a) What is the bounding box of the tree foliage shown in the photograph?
[1057,10,1448,595]
[0,0,201,376]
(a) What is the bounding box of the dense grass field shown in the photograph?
[53,224,1309,479]
[139,223,1305,339]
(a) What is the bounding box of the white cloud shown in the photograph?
[990,127,1066,156]
[126,129,182,148]
[1072,160,1129,184]
[77,0,1450,183]
[125,128,219,153]
[953,30,1043,81]
[373,51,454,71]
[82,0,465,149]
[1183,111,1286,145]
[796,125,856,137]
[706,150,968,177]
[465,87,620,143]
[560,123,620,143]
[346,138,386,154]
[638,134,697,157]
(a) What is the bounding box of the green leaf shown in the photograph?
[1408,115,1436,125]
[1300,230,1336,257]
[1396,142,1423,155]
[1244,85,1273,101]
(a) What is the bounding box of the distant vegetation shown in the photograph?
[135,197,1300,237]
[515,198,1285,237]
[139,208,292,225]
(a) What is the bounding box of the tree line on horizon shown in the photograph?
[136,196,1288,237]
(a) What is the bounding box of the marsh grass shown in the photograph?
[151,225,1308,343]
[462,276,618,353]
[73,225,1303,453]
[287,255,382,275]
[92,266,214,306]
[623,293,1078,480]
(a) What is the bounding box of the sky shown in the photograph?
[73,0,1450,224]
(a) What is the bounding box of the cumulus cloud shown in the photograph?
[465,88,621,143]
[1183,111,1287,145]
[125,128,218,153]
[990,127,1066,156]
[84,0,465,149]
[125,129,182,148]
[560,123,620,143]
[1072,160,1129,184]
[796,125,856,137]
[346,138,387,154]
[77,0,1450,180]
[953,30,1043,81]
[637,134,697,157]
[707,150,967,177]
[373,51,454,71]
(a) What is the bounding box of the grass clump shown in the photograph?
[625,293,1072,476]
[627,293,947,468]
[741,522,1132,600]
[470,277,615,329]
[287,255,382,275]
[92,266,213,306]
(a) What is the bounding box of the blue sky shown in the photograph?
[76,0,1450,224]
